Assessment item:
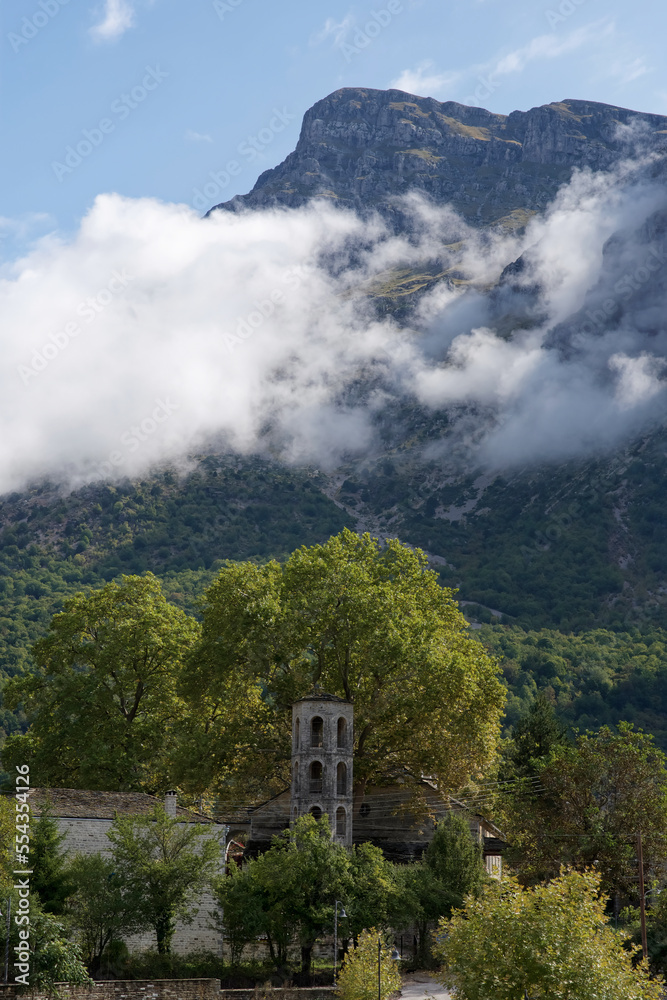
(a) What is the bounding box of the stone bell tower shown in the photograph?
[291,689,354,847]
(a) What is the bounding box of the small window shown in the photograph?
[336,807,346,837]
[337,717,347,748]
[309,760,323,793]
[295,717,300,748]
[311,716,324,748]
[337,762,347,796]
[310,806,322,821]
[293,761,299,793]
[359,803,371,818]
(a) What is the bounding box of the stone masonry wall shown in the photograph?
[55,818,223,955]
[0,981,220,1000]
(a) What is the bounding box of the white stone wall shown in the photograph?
[56,817,224,956]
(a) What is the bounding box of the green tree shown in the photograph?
[250,815,353,974]
[30,804,72,915]
[434,869,662,1000]
[3,574,200,791]
[337,928,401,1000]
[107,805,221,954]
[68,853,144,975]
[347,842,402,945]
[180,530,505,804]
[214,862,265,965]
[504,691,569,779]
[500,724,667,898]
[401,813,486,964]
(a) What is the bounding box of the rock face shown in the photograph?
[211,87,667,226]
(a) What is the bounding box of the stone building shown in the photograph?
[243,689,505,873]
[290,690,353,846]
[28,787,226,956]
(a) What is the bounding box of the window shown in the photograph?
[336,807,346,837]
[337,717,347,748]
[310,806,322,821]
[309,760,323,793]
[337,762,347,796]
[311,716,323,748]
[293,760,299,793]
[295,717,300,748]
[359,803,371,817]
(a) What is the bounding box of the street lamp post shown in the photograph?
[333,901,346,986]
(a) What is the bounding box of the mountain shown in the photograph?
[212,88,667,226]
[4,87,667,749]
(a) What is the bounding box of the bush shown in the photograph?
[336,929,401,1000]
[434,869,662,1000]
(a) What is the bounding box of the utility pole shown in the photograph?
[638,830,648,961]
[377,935,382,1000]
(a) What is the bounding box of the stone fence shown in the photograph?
[0,981,220,1000]
[219,991,335,1000]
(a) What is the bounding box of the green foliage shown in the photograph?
[502,691,569,779]
[434,869,662,1000]
[399,814,486,965]
[184,529,505,803]
[336,928,401,1000]
[68,853,144,974]
[29,911,93,989]
[2,574,200,791]
[107,805,222,954]
[500,724,667,898]
[30,804,72,914]
[483,625,667,747]
[218,815,353,974]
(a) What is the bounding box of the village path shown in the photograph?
[400,973,452,1000]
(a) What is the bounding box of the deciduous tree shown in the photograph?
[180,530,505,804]
[107,805,221,954]
[434,869,662,1000]
[2,574,200,791]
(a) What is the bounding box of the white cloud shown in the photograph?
[186,130,213,143]
[490,20,614,79]
[0,157,666,491]
[90,0,135,42]
[309,14,354,48]
[390,61,461,98]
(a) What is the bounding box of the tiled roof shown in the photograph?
[27,787,215,823]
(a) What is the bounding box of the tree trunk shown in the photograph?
[155,911,175,954]
[301,943,313,975]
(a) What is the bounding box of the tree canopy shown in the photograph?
[179,529,505,803]
[500,723,667,899]
[434,869,662,1000]
[2,574,200,791]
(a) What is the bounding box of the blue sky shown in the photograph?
[1,0,666,257]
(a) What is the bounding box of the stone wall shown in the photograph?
[220,990,335,1000]
[55,817,224,955]
[0,981,220,1000]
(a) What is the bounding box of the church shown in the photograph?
[234,689,504,873]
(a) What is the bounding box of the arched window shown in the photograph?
[309,760,323,793]
[310,805,322,821]
[337,717,347,748]
[337,762,347,796]
[311,716,323,748]
[293,760,299,793]
[336,807,346,837]
[295,717,300,748]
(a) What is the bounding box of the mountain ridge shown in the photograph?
[211,87,667,225]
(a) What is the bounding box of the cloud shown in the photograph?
[490,21,612,78]
[90,0,135,42]
[309,14,354,48]
[186,130,213,143]
[390,61,461,98]
[1,154,666,492]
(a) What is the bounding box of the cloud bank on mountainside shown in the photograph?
[1,155,667,492]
